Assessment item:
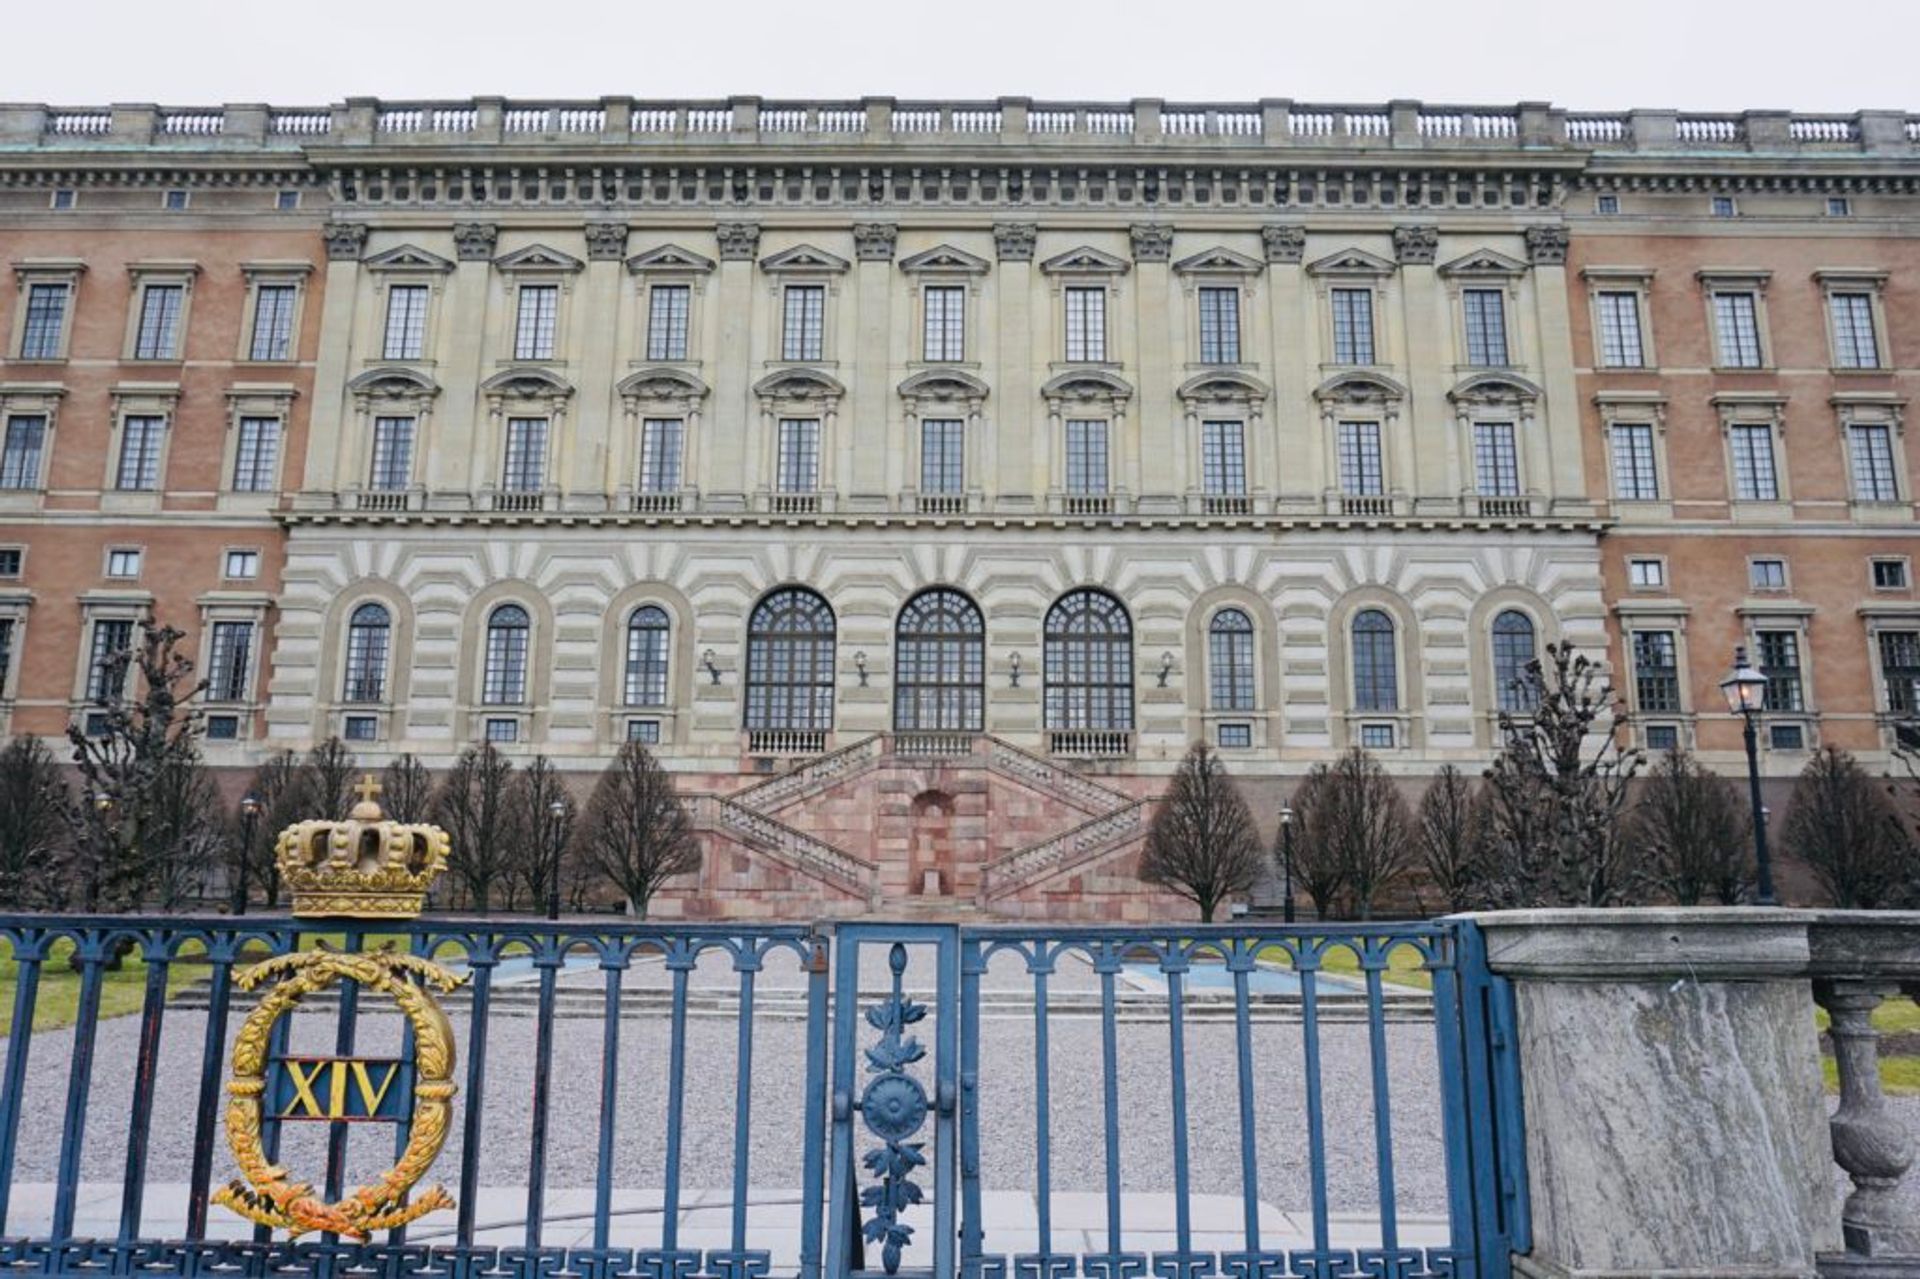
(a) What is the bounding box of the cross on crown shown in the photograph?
[353,774,383,806]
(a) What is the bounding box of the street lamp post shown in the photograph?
[1279,804,1297,924]
[234,793,262,916]
[1720,645,1777,907]
[546,798,567,921]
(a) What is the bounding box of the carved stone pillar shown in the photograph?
[1818,979,1920,1258]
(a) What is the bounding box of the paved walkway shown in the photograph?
[4,1184,1449,1264]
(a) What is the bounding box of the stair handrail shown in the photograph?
[982,735,1134,813]
[688,792,879,895]
[979,796,1152,899]
[727,733,887,812]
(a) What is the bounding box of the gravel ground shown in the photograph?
[1,944,1450,1225]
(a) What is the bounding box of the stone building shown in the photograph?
[0,99,1913,916]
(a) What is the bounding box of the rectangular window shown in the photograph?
[1711,196,1736,218]
[1645,724,1680,752]
[133,284,184,360]
[20,284,69,359]
[1769,723,1806,751]
[1337,421,1384,496]
[115,416,165,490]
[923,286,965,362]
[627,718,661,744]
[0,618,12,690]
[639,418,683,493]
[87,618,134,702]
[207,620,254,702]
[277,191,301,211]
[1873,558,1910,590]
[1597,292,1645,367]
[205,714,239,741]
[512,285,558,360]
[1830,293,1881,369]
[248,284,297,360]
[106,549,141,578]
[224,549,259,579]
[1756,630,1804,712]
[1216,722,1252,749]
[501,418,547,491]
[0,416,46,490]
[343,715,378,742]
[51,190,75,211]
[777,418,820,492]
[164,190,189,211]
[369,416,415,490]
[1331,288,1375,364]
[484,717,520,744]
[781,285,825,361]
[1849,424,1900,501]
[0,548,20,577]
[1064,420,1109,494]
[1610,423,1659,500]
[1201,421,1247,495]
[1828,197,1852,217]
[382,285,428,360]
[1359,723,1396,750]
[1632,630,1681,713]
[1064,287,1107,362]
[1629,558,1666,589]
[1749,558,1787,591]
[1596,195,1620,215]
[1197,287,1241,364]
[1712,292,1763,367]
[646,284,690,361]
[232,417,281,492]
[1880,630,1920,714]
[1463,289,1509,366]
[920,419,965,494]
[1729,425,1780,501]
[1473,422,1520,496]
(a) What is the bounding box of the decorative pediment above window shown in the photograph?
[758,244,851,274]
[1437,249,1529,279]
[493,244,584,273]
[1696,268,1772,293]
[362,245,454,274]
[481,368,574,402]
[1448,372,1543,405]
[1177,370,1270,407]
[1040,246,1131,276]
[1041,369,1133,406]
[899,244,991,276]
[618,367,711,405]
[347,366,440,406]
[1313,371,1407,406]
[1307,248,1396,278]
[753,367,847,404]
[11,258,86,285]
[1173,247,1264,277]
[1814,268,1891,294]
[898,369,990,408]
[625,244,716,275]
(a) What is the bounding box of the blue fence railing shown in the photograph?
[0,914,1525,1279]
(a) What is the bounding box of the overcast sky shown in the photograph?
[10,0,1916,112]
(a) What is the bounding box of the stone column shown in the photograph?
[1525,225,1583,508]
[850,222,897,505]
[1392,225,1445,510]
[1129,224,1175,511]
[710,223,760,507]
[1476,909,1840,1279]
[1262,225,1309,506]
[442,222,497,502]
[314,223,367,496]
[993,223,1037,508]
[573,221,629,507]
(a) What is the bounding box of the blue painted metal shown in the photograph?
[0,913,1522,1279]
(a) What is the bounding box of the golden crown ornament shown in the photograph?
[274,774,451,919]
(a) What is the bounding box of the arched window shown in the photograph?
[895,589,985,732]
[1351,609,1399,712]
[745,588,836,731]
[343,603,391,703]
[624,606,671,707]
[1491,609,1538,713]
[483,604,531,705]
[1044,589,1134,730]
[1208,608,1256,710]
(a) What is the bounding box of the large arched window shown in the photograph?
[624,606,671,707]
[745,587,836,731]
[1208,608,1256,710]
[342,603,391,703]
[1351,609,1399,712]
[1491,609,1538,713]
[894,588,985,732]
[482,604,531,705]
[1044,589,1134,730]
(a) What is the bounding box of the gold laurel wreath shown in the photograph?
[211,949,464,1240]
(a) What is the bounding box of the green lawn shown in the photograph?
[0,938,203,1034]
[1817,995,1920,1095]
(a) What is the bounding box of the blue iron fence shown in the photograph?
[0,915,1524,1278]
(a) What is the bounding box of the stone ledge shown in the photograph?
[1461,908,1821,982]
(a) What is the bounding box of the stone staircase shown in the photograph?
[684,792,881,905]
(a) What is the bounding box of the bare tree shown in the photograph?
[1289,748,1416,919]
[1482,642,1646,908]
[304,737,358,821]
[0,737,71,908]
[1634,749,1753,906]
[506,755,577,914]
[242,750,309,909]
[433,744,517,912]
[380,753,435,823]
[1137,742,1265,922]
[1416,764,1488,913]
[62,619,215,910]
[1783,747,1913,909]
[575,741,700,918]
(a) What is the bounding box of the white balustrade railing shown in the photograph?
[1290,111,1335,138]
[1086,110,1133,135]
[891,732,977,758]
[1341,494,1395,518]
[1566,115,1629,143]
[632,108,678,133]
[47,112,111,135]
[685,108,731,132]
[1676,116,1743,144]
[1789,117,1859,143]
[161,113,223,136]
[817,109,866,133]
[760,108,807,132]
[1346,111,1391,138]
[1047,729,1134,759]
[271,111,332,135]
[746,728,828,757]
[894,109,940,133]
[951,109,1001,133]
[430,108,476,132]
[731,734,884,811]
[985,738,1130,812]
[378,109,424,133]
[1029,109,1074,134]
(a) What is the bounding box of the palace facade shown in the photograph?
[0,99,1914,916]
